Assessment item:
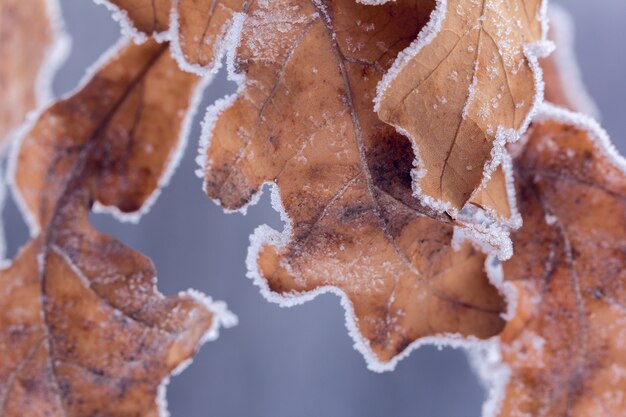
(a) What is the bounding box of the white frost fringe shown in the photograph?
[195,12,247,184]
[454,151,522,261]
[36,0,72,119]
[545,4,600,118]
[468,338,511,417]
[536,103,626,173]
[93,0,152,43]
[147,289,237,417]
[242,184,516,372]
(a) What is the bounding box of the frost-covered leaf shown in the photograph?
[376,0,547,215]
[481,106,626,417]
[101,0,524,255]
[0,215,216,416]
[470,167,509,219]
[457,156,521,261]
[1,40,234,416]
[100,0,244,72]
[201,0,505,371]
[13,40,202,229]
[0,0,67,146]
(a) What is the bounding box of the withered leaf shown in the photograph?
[14,39,201,229]
[102,0,244,71]
[0,209,214,416]
[102,0,521,252]
[377,0,546,214]
[458,155,520,260]
[488,107,626,416]
[1,39,231,416]
[202,0,505,370]
[0,0,66,146]
[468,160,515,225]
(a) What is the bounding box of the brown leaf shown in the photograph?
[102,0,244,71]
[0,0,67,146]
[102,0,522,253]
[1,40,231,416]
[469,162,514,222]
[376,0,547,214]
[0,209,214,416]
[14,39,201,230]
[457,156,521,260]
[201,0,505,370]
[482,106,626,416]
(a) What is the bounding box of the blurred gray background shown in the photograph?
[4,1,625,416]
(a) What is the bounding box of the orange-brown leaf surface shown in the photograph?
[377,0,546,214]
[14,40,201,229]
[102,0,522,250]
[0,0,66,146]
[493,107,626,416]
[1,40,226,416]
[201,0,506,370]
[469,162,514,223]
[102,0,244,71]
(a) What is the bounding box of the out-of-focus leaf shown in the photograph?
[1,40,232,416]
[0,0,66,146]
[487,107,626,416]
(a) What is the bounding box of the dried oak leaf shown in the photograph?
[201,0,506,371]
[0,0,67,146]
[376,0,548,214]
[480,105,626,417]
[2,39,233,416]
[99,0,244,72]
[100,0,521,253]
